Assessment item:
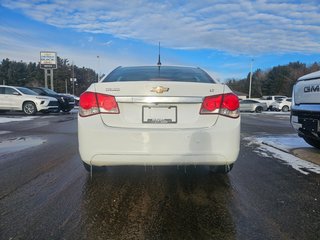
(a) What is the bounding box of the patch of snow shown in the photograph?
[244,135,320,175]
[0,131,11,135]
[0,116,37,124]
[259,135,311,152]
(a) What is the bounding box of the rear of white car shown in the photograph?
[270,98,292,112]
[78,66,240,172]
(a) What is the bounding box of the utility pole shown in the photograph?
[72,62,75,95]
[97,55,100,82]
[249,58,254,99]
[65,79,68,94]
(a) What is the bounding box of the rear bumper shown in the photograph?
[78,115,240,166]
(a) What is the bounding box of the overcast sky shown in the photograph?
[1,0,320,81]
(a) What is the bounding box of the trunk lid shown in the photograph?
[93,81,226,129]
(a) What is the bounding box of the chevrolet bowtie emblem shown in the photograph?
[151,86,169,94]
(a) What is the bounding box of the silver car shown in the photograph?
[240,99,267,113]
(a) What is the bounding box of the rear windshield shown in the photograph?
[103,66,215,83]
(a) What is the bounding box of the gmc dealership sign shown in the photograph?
[40,51,57,69]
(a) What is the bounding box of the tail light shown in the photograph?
[200,93,239,118]
[79,92,119,117]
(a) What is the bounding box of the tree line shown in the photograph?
[226,61,320,97]
[1,58,319,98]
[0,57,98,96]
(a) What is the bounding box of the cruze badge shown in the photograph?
[151,86,169,94]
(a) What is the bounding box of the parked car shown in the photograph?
[270,98,292,112]
[60,93,79,106]
[240,99,267,113]
[258,95,287,110]
[291,71,320,149]
[0,85,59,115]
[27,87,75,112]
[78,66,240,173]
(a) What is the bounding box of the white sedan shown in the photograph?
[78,66,240,173]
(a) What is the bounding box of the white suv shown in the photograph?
[0,85,59,115]
[270,98,292,112]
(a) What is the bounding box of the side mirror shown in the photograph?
[13,92,21,96]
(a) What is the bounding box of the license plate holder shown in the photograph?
[142,106,177,124]
[302,119,319,132]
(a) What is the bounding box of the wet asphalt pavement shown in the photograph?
[0,112,319,240]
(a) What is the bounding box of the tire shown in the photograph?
[255,106,263,113]
[23,102,37,115]
[282,105,289,112]
[62,109,72,112]
[209,164,233,173]
[303,136,320,149]
[82,162,106,172]
[83,162,91,172]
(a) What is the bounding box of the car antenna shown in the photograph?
[157,42,162,66]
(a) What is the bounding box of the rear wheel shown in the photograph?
[209,164,233,173]
[83,162,91,172]
[255,106,263,113]
[282,105,289,112]
[303,136,320,149]
[23,102,37,115]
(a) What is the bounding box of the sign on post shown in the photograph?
[40,51,57,69]
[40,51,57,90]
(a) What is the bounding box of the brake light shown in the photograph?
[222,93,239,111]
[200,95,223,113]
[200,93,239,118]
[79,92,119,117]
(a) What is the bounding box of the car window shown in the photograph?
[241,100,255,103]
[103,66,215,83]
[30,88,43,94]
[43,88,58,95]
[5,87,20,95]
[16,87,38,95]
[0,87,4,94]
[275,96,285,100]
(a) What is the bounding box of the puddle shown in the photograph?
[0,137,46,155]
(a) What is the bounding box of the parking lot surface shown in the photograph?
[0,112,319,240]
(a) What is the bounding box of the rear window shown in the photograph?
[103,66,215,83]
